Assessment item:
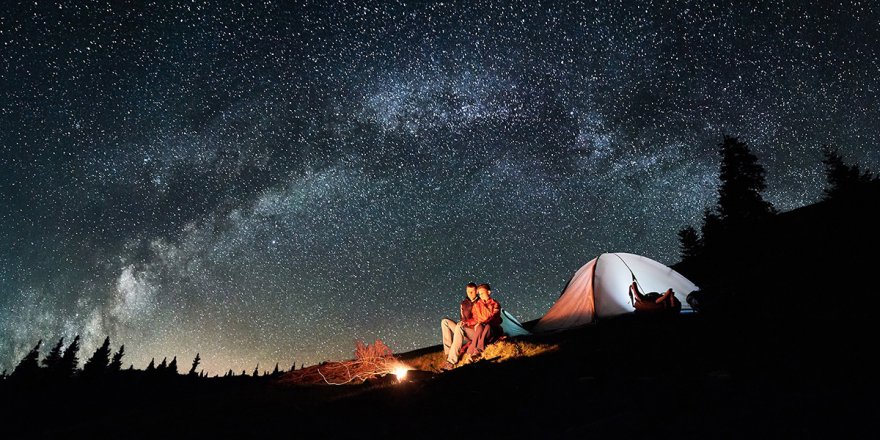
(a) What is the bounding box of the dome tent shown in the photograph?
[533,253,699,332]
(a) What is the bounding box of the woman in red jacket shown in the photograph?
[465,283,501,358]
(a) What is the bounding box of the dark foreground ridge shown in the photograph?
[1,311,873,439]
[3,154,878,438]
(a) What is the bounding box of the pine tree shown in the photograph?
[167,356,178,375]
[108,345,125,372]
[83,337,112,377]
[822,146,877,200]
[145,358,156,373]
[272,363,279,375]
[677,226,703,261]
[716,135,775,224]
[59,335,81,378]
[11,340,42,380]
[188,353,201,376]
[42,337,65,370]
[253,364,260,377]
[157,357,168,373]
[700,208,723,250]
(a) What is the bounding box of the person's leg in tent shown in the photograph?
[630,282,648,304]
[656,288,675,305]
[656,288,682,313]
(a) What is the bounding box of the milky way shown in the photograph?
[2,1,878,374]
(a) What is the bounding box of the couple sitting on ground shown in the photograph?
[439,282,502,370]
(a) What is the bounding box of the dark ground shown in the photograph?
[2,311,874,439]
[4,194,878,438]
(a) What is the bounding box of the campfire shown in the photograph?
[279,340,410,385]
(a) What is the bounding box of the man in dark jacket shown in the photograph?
[440,282,479,369]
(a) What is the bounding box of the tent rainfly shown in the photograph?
[500,309,530,337]
[533,253,699,333]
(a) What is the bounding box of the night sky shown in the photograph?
[2,0,878,375]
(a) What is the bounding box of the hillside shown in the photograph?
[3,192,877,438]
[2,312,872,438]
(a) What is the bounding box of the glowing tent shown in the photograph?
[533,253,698,332]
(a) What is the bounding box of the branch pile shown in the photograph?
[278,340,404,385]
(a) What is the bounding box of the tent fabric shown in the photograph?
[500,309,530,337]
[533,253,699,332]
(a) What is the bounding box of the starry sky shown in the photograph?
[2,0,879,375]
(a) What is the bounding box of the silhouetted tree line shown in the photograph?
[5,335,296,385]
[677,135,777,263]
[679,139,878,265]
[677,136,879,313]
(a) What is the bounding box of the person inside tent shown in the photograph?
[465,283,502,360]
[629,282,682,314]
[440,282,479,370]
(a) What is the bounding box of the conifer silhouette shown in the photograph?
[83,337,112,377]
[822,146,877,200]
[677,226,703,261]
[253,364,260,377]
[272,363,280,375]
[42,337,65,374]
[168,356,178,375]
[716,135,775,224]
[108,345,125,372]
[145,358,156,373]
[11,340,42,380]
[59,335,81,378]
[189,353,201,376]
[157,357,168,373]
